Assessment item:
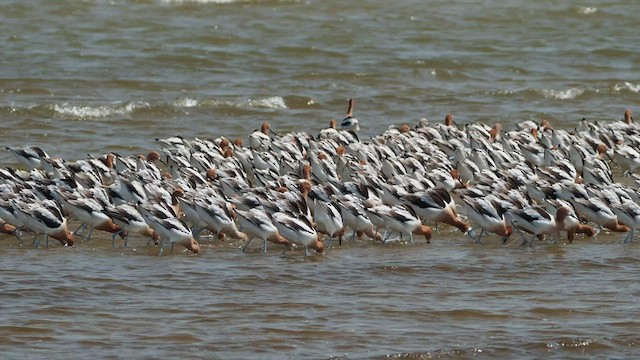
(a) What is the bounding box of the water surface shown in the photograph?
[1,0,639,358]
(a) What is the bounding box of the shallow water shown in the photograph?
[2,231,640,359]
[2,0,640,358]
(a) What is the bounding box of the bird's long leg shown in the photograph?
[74,223,86,237]
[12,227,24,244]
[84,227,94,242]
[241,236,254,253]
[528,234,537,248]
[514,228,528,246]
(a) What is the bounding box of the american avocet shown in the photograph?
[547,200,596,243]
[219,176,251,199]
[537,160,577,184]
[309,152,339,183]
[611,201,640,243]
[156,135,191,150]
[456,157,481,185]
[469,148,497,172]
[403,188,469,233]
[271,211,323,256]
[587,184,632,208]
[427,168,463,191]
[176,192,208,234]
[0,198,25,238]
[111,153,139,175]
[459,195,512,243]
[520,143,545,167]
[251,148,280,174]
[248,121,273,151]
[236,208,289,253]
[506,206,557,247]
[582,165,613,186]
[318,119,339,140]
[570,197,629,233]
[568,141,592,176]
[336,195,382,242]
[341,98,360,132]
[107,177,147,205]
[61,195,122,242]
[313,200,344,248]
[380,157,407,180]
[5,146,49,170]
[366,205,432,244]
[378,178,410,206]
[104,204,158,247]
[444,113,455,127]
[318,119,359,144]
[139,199,179,222]
[553,182,586,203]
[189,152,215,174]
[142,183,183,218]
[624,109,634,124]
[194,197,247,241]
[489,123,503,143]
[13,199,74,247]
[134,152,162,182]
[142,213,200,254]
[614,145,640,176]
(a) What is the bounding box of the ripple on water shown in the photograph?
[430,309,513,321]
[0,325,56,335]
[545,337,613,354]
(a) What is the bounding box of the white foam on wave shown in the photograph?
[159,0,241,4]
[246,96,287,109]
[52,102,148,119]
[202,96,288,110]
[578,6,598,15]
[174,97,199,108]
[539,88,584,100]
[614,82,640,93]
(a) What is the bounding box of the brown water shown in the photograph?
[2,0,640,358]
[2,232,640,359]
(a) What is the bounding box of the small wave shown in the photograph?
[539,88,584,100]
[203,96,288,110]
[52,102,149,119]
[489,89,517,96]
[174,97,199,108]
[578,6,598,15]
[246,96,287,109]
[547,337,595,349]
[613,82,640,93]
[486,87,586,100]
[159,0,242,4]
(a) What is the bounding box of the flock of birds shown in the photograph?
[2,99,640,256]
